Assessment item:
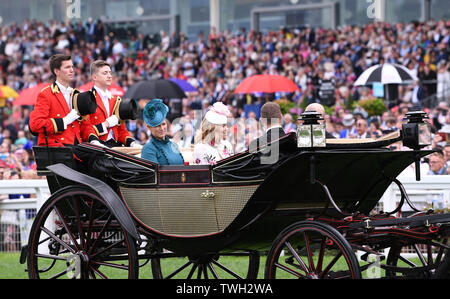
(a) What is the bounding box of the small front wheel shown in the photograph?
[265,221,361,279]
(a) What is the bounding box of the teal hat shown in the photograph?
[143,99,169,127]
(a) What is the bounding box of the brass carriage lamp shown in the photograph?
[402,111,431,150]
[297,111,326,148]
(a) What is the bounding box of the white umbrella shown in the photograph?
[354,63,418,86]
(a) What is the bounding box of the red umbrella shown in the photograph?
[78,82,125,97]
[13,83,50,106]
[234,74,300,94]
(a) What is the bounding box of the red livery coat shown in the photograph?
[81,88,135,146]
[29,82,97,147]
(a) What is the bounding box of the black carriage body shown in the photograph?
[33,131,432,256]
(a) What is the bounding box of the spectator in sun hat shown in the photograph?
[141,99,185,165]
[193,102,234,165]
[339,114,357,138]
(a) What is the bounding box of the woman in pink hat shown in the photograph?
[193,102,234,165]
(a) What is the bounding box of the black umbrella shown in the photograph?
[354,63,418,86]
[124,79,187,100]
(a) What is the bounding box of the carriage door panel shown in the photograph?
[157,188,219,236]
[120,187,219,236]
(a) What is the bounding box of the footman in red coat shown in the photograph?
[81,60,141,148]
[29,54,99,147]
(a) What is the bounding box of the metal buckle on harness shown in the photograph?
[364,219,372,229]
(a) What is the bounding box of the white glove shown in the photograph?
[63,109,80,129]
[130,141,142,149]
[90,140,106,147]
[105,115,119,128]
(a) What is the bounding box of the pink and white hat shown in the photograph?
[205,102,230,125]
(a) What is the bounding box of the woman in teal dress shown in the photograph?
[141,99,184,165]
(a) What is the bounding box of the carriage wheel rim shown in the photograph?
[266,222,361,279]
[27,187,138,279]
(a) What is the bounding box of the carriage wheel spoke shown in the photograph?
[398,255,417,268]
[187,264,198,279]
[303,232,315,271]
[413,244,427,266]
[197,265,203,279]
[211,259,243,279]
[89,269,97,279]
[320,251,342,278]
[275,262,305,278]
[90,239,125,258]
[48,269,69,279]
[427,244,433,265]
[90,266,108,279]
[285,241,309,273]
[435,246,446,265]
[91,260,129,270]
[207,262,219,279]
[203,264,209,279]
[88,214,112,255]
[165,261,192,279]
[53,206,80,251]
[85,200,97,249]
[41,226,76,254]
[72,196,86,249]
[36,235,52,246]
[316,237,326,273]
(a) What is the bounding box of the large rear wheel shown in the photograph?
[27,186,138,279]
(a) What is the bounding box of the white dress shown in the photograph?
[193,140,234,165]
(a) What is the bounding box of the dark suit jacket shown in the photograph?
[249,127,285,152]
[248,127,297,165]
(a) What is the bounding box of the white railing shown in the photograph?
[0,180,50,212]
[380,175,450,213]
[0,180,50,252]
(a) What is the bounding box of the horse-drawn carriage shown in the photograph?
[20,111,450,279]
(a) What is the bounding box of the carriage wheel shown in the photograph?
[27,186,138,279]
[434,248,450,279]
[150,250,260,279]
[386,239,449,279]
[265,221,361,279]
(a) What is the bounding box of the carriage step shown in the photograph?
[19,245,28,264]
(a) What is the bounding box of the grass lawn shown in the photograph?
[0,252,269,279]
[0,251,417,279]
[0,252,373,279]
[0,253,28,279]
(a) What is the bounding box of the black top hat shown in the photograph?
[115,98,138,121]
[71,90,97,116]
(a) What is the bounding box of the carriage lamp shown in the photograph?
[402,111,431,150]
[297,111,326,148]
[402,111,431,181]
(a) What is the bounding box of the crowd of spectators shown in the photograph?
[0,17,449,180]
